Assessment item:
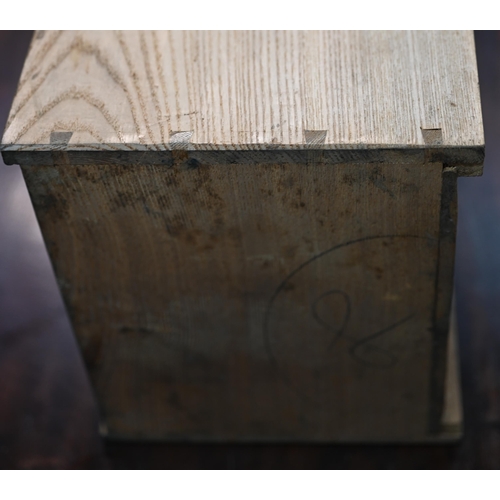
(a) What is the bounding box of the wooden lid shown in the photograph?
[1,31,484,172]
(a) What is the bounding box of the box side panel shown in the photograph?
[440,303,463,439]
[21,161,443,441]
[429,167,458,434]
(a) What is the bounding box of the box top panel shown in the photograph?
[1,31,484,168]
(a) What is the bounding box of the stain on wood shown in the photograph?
[19,160,452,441]
[1,30,485,443]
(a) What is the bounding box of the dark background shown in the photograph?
[0,31,498,469]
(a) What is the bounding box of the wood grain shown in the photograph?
[1,31,484,171]
[2,30,476,443]
[0,30,105,469]
[2,29,499,468]
[19,158,453,441]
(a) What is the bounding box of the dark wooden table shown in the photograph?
[0,31,499,469]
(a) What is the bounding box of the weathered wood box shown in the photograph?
[1,31,484,442]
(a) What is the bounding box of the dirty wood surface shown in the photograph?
[22,159,446,442]
[1,31,484,170]
[0,30,499,468]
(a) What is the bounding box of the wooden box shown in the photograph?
[1,31,484,442]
